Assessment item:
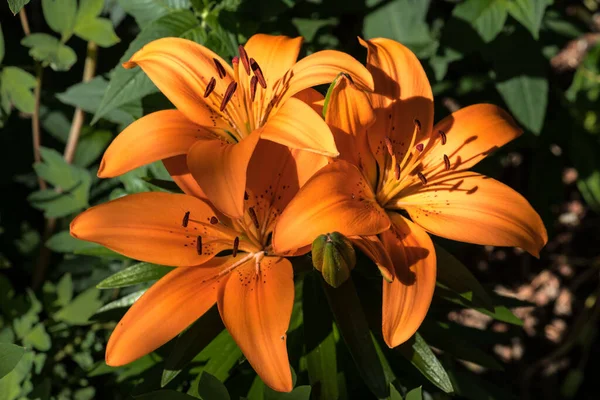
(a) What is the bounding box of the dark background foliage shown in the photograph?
[1,0,600,399]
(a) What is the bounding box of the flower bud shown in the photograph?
[312,232,356,288]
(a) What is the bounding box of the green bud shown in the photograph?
[312,232,356,288]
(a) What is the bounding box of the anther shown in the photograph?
[416,143,424,152]
[196,236,202,255]
[182,211,190,227]
[384,136,394,156]
[213,58,226,79]
[443,154,451,171]
[417,172,428,185]
[414,118,421,130]
[232,56,239,65]
[244,191,249,200]
[250,76,258,102]
[250,58,267,89]
[232,236,240,257]
[238,45,250,75]
[204,77,216,98]
[248,207,259,229]
[439,130,447,145]
[394,163,400,180]
[220,81,237,111]
[210,216,219,225]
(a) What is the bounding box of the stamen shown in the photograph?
[439,130,447,145]
[414,118,421,130]
[250,58,267,89]
[210,216,219,225]
[232,236,240,257]
[232,56,239,65]
[220,81,237,111]
[384,136,394,156]
[182,211,190,227]
[394,163,400,180]
[213,58,226,79]
[248,207,259,229]
[443,154,451,171]
[244,191,249,200]
[416,143,424,152]
[250,76,258,102]
[417,172,427,185]
[238,45,250,75]
[204,77,216,98]
[196,236,202,255]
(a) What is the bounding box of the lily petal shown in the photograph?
[422,104,523,174]
[260,97,339,157]
[243,34,303,87]
[396,172,548,257]
[98,110,215,178]
[350,235,394,282]
[163,155,207,200]
[218,256,294,392]
[106,260,228,366]
[294,88,324,116]
[272,160,390,255]
[70,192,238,266]
[380,213,436,348]
[187,131,261,218]
[124,37,232,127]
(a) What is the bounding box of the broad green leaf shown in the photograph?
[96,289,146,313]
[452,0,508,43]
[0,67,36,114]
[76,0,104,21]
[0,350,33,399]
[74,18,120,47]
[54,288,102,325]
[7,0,30,15]
[292,17,337,43]
[73,130,113,167]
[434,244,494,311]
[496,75,548,134]
[197,371,230,400]
[46,231,99,253]
[92,10,204,124]
[21,33,77,71]
[97,263,173,289]
[0,344,25,380]
[506,0,552,39]
[136,390,197,399]
[56,273,73,307]
[397,333,453,393]
[119,0,191,28]
[42,0,77,39]
[0,23,5,64]
[405,387,422,400]
[22,323,51,351]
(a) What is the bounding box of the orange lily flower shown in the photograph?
[273,38,548,348]
[97,34,374,218]
[71,136,328,392]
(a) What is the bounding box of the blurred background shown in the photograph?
[1,0,600,399]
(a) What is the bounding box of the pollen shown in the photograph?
[439,130,447,145]
[196,236,202,255]
[248,207,260,229]
[238,45,250,75]
[220,81,237,111]
[182,211,190,227]
[232,236,240,257]
[418,172,428,185]
[213,58,226,79]
[204,77,216,98]
[250,76,258,102]
[443,154,451,170]
[250,58,267,89]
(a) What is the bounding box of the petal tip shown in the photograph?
[122,60,137,69]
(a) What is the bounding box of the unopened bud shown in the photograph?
[312,232,356,288]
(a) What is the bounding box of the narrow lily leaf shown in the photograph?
[196,371,230,400]
[95,290,146,314]
[320,274,389,399]
[0,343,26,380]
[96,263,173,289]
[405,387,423,400]
[322,72,345,118]
[142,178,185,193]
[73,246,130,260]
[396,333,453,394]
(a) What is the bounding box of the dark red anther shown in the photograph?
[213,58,226,79]
[204,77,216,98]
[232,56,239,65]
[414,118,421,130]
[443,154,450,171]
[417,172,427,185]
[210,216,218,225]
[238,45,250,75]
[196,236,202,255]
[416,143,424,152]
[439,130,447,145]
[232,236,240,257]
[182,211,190,227]
[249,58,267,89]
[248,207,259,229]
[220,81,237,111]
[394,163,400,180]
[250,76,258,102]
[384,136,394,157]
[244,191,249,200]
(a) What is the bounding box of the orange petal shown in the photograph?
[243,34,303,87]
[260,97,339,157]
[294,88,324,116]
[380,213,436,347]
[187,131,261,218]
[124,38,232,128]
[98,110,215,178]
[106,260,229,366]
[396,172,548,257]
[421,104,523,174]
[70,192,238,266]
[350,235,394,282]
[162,155,207,200]
[272,160,390,255]
[218,256,294,392]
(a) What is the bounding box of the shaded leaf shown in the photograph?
[42,0,77,39]
[74,18,120,47]
[56,273,73,307]
[506,0,551,39]
[96,289,146,313]
[73,130,113,168]
[136,390,197,399]
[119,0,191,28]
[197,371,230,400]
[452,0,508,43]
[0,344,26,380]
[54,288,102,325]
[22,323,51,351]
[46,231,99,253]
[21,33,77,71]
[0,23,5,64]
[97,262,173,289]
[0,67,36,114]
[7,0,30,15]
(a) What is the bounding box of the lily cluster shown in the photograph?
[70,34,547,392]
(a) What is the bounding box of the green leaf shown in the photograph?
[7,0,30,15]
[452,0,508,43]
[0,67,36,114]
[46,231,98,253]
[76,0,104,21]
[97,262,173,289]
[74,18,120,47]
[96,290,146,313]
[265,386,312,400]
[22,323,51,351]
[92,10,204,124]
[73,130,113,167]
[506,0,551,39]
[42,0,77,39]
[397,333,453,393]
[136,390,197,399]
[21,33,77,71]
[0,23,5,64]
[197,371,230,400]
[0,344,25,380]
[56,273,73,307]
[119,0,191,28]
[405,387,422,400]
[496,75,547,134]
[434,244,494,311]
[54,288,102,325]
